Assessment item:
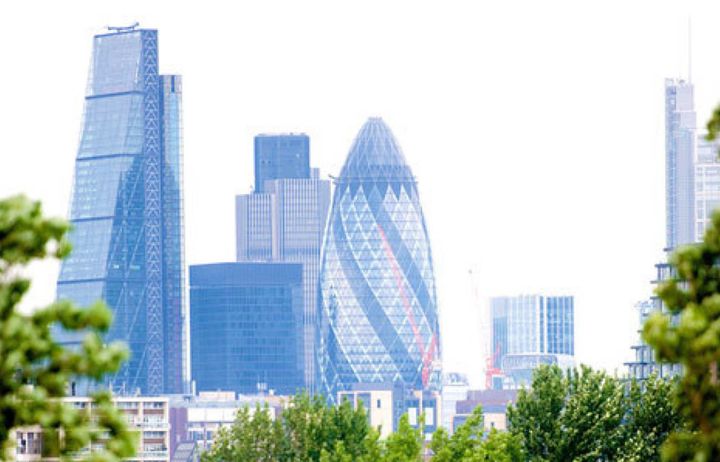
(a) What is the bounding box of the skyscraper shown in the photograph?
[317,118,442,399]
[665,78,696,249]
[189,263,304,396]
[627,79,720,380]
[489,295,574,389]
[236,135,330,391]
[56,25,186,394]
[254,134,311,193]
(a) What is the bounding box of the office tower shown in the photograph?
[56,25,186,394]
[317,117,442,400]
[236,136,330,391]
[489,295,574,389]
[189,263,304,396]
[626,79,720,380]
[665,78,720,248]
[665,78,696,249]
[254,134,310,193]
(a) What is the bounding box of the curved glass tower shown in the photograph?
[317,118,441,399]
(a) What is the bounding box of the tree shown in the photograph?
[383,414,422,462]
[470,429,524,462]
[507,365,626,461]
[0,195,134,461]
[430,406,523,462]
[202,405,286,461]
[644,209,720,460]
[202,392,383,462]
[617,374,682,462]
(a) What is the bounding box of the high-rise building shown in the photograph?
[490,295,574,389]
[254,134,310,193]
[317,117,442,400]
[56,25,186,394]
[665,78,696,249]
[665,78,720,248]
[189,263,305,396]
[627,79,720,380]
[236,136,330,391]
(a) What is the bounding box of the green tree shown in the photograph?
[202,392,384,462]
[430,406,523,462]
[384,414,422,462]
[470,429,524,462]
[0,195,134,461]
[507,365,625,461]
[202,405,286,461]
[644,209,720,460]
[617,374,683,462]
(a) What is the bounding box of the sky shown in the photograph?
[0,0,718,387]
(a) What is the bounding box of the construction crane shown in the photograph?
[485,343,504,390]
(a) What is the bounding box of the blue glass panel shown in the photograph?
[69,156,136,219]
[59,219,113,281]
[78,95,144,158]
[88,32,143,96]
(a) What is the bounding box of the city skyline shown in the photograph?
[4,1,720,387]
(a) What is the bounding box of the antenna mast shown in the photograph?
[688,17,692,83]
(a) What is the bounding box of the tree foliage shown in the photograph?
[0,195,134,461]
[644,209,720,460]
[202,393,383,462]
[430,406,523,462]
[507,364,681,462]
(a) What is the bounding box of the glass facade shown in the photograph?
[490,295,574,388]
[627,79,720,380]
[254,134,310,192]
[236,136,331,392]
[665,78,696,249]
[56,27,186,394]
[189,263,304,396]
[317,118,442,400]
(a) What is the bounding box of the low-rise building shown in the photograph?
[168,391,287,457]
[12,396,170,462]
[453,389,518,432]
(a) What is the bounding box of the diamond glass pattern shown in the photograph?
[318,118,441,399]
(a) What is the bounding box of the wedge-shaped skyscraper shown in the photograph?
[318,118,441,399]
[56,26,186,394]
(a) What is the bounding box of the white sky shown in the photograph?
[1,0,717,387]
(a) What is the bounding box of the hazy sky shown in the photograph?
[1,0,717,386]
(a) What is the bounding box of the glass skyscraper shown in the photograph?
[317,118,442,399]
[490,295,574,389]
[665,78,696,249]
[56,26,186,395]
[254,134,311,193]
[236,135,330,391]
[189,263,304,396]
[627,78,720,380]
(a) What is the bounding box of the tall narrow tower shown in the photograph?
[317,118,442,399]
[236,134,330,392]
[56,25,186,394]
[665,78,696,249]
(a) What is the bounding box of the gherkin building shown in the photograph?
[317,118,442,399]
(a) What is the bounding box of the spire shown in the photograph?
[688,17,693,83]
